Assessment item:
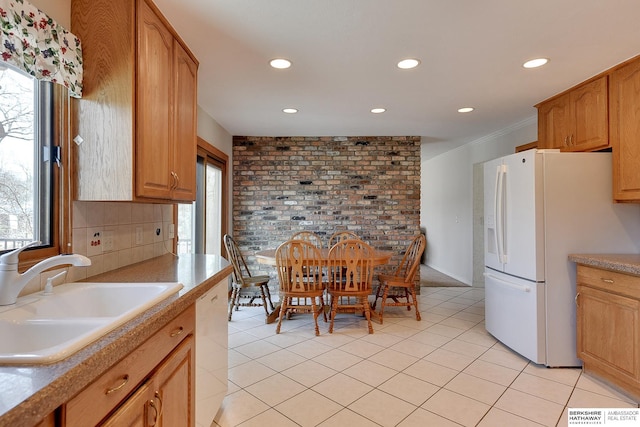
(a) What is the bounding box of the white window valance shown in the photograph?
[0,0,83,97]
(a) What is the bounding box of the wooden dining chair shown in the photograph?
[275,239,327,336]
[327,239,375,334]
[372,234,426,323]
[328,230,361,247]
[223,234,274,321]
[290,231,324,248]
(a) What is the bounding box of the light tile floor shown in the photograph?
[214,287,639,427]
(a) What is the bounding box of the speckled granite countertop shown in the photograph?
[569,254,640,276]
[0,253,232,427]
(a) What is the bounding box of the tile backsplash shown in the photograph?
[19,201,175,298]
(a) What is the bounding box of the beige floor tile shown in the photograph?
[494,388,564,426]
[234,340,281,359]
[479,347,529,371]
[314,348,364,371]
[439,316,478,331]
[378,373,440,406]
[454,329,491,347]
[275,389,342,426]
[312,372,373,406]
[426,323,466,339]
[420,312,448,323]
[403,359,459,387]
[368,348,419,371]
[523,363,581,387]
[422,389,491,426]
[441,338,490,359]
[463,359,521,387]
[255,348,306,372]
[575,373,640,404]
[281,359,337,388]
[444,372,507,405]
[287,339,333,358]
[237,408,299,427]
[423,348,475,371]
[263,330,309,348]
[359,330,405,347]
[244,373,306,407]
[478,407,545,426]
[214,389,270,427]
[397,407,462,427]
[407,330,453,347]
[313,329,358,348]
[228,331,260,348]
[510,372,573,405]
[349,389,417,426]
[228,360,277,388]
[567,388,638,409]
[391,338,438,358]
[339,339,386,358]
[343,359,397,387]
[377,323,422,338]
[228,348,251,368]
[393,317,434,331]
[317,408,380,427]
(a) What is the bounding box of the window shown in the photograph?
[177,138,228,255]
[0,64,61,260]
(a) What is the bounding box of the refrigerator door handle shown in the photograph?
[495,164,507,264]
[484,272,531,292]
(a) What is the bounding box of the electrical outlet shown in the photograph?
[103,230,114,252]
[135,226,143,245]
[168,223,175,239]
[87,228,103,256]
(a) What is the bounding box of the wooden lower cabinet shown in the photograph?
[63,306,195,426]
[102,336,194,426]
[576,265,640,399]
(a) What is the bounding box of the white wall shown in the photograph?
[421,116,538,285]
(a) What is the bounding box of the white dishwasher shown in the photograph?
[195,278,228,427]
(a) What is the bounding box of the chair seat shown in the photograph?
[237,275,270,286]
[378,274,412,287]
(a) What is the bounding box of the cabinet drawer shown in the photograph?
[577,265,640,299]
[65,305,195,427]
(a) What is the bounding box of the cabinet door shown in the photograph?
[136,0,174,200]
[537,94,571,149]
[101,382,154,427]
[611,57,640,201]
[570,76,609,151]
[171,41,198,201]
[577,285,640,381]
[153,335,195,427]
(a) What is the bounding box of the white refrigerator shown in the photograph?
[483,149,640,367]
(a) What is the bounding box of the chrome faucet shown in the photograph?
[0,242,91,305]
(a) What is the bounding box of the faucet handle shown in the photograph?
[0,241,41,270]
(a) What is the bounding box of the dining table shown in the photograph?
[255,247,394,324]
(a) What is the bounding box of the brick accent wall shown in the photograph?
[232,135,422,290]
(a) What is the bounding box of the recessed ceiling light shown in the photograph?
[270,58,292,69]
[371,108,386,114]
[397,58,421,69]
[282,108,298,114]
[523,58,549,69]
[458,107,475,113]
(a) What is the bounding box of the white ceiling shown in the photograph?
[152,0,640,159]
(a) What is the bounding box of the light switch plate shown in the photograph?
[103,230,114,252]
[168,224,175,239]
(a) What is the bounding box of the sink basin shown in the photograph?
[0,282,183,364]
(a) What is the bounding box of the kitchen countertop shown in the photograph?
[569,253,640,276]
[0,253,232,427]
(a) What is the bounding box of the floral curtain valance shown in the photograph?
[0,0,83,97]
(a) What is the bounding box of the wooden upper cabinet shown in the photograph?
[72,0,198,202]
[537,76,609,152]
[611,56,640,202]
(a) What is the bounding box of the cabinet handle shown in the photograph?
[170,171,177,189]
[575,292,580,307]
[174,172,179,189]
[170,326,184,337]
[570,134,574,145]
[601,278,615,284]
[149,392,163,426]
[564,136,569,147]
[105,374,129,395]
